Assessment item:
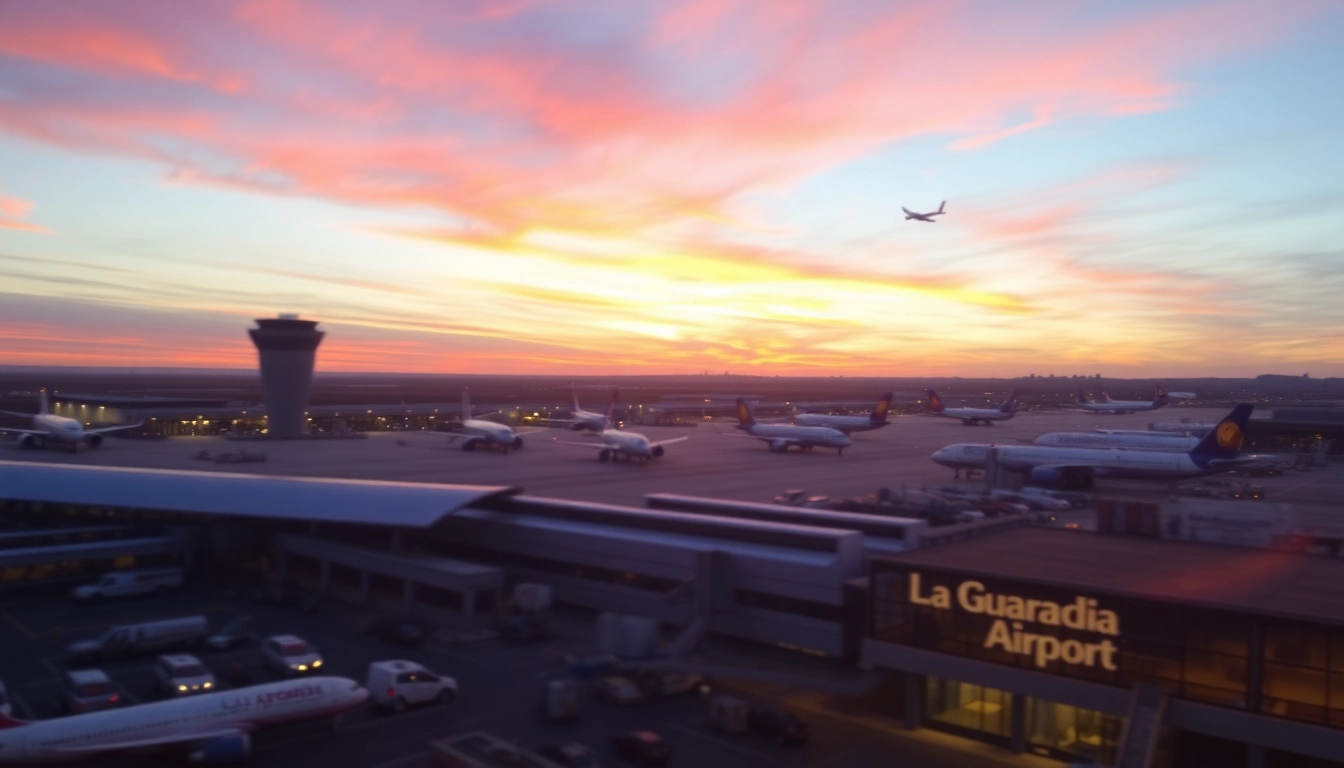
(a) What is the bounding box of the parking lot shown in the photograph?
[0,580,1063,768]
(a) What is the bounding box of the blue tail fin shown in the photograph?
[1189,404,1254,463]
[871,392,893,424]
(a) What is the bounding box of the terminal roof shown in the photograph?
[878,526,1344,627]
[0,461,519,529]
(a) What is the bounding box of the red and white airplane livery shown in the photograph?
[0,676,369,764]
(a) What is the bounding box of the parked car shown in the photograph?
[152,654,216,697]
[595,677,643,706]
[539,679,579,723]
[610,731,669,767]
[206,615,254,651]
[635,672,704,698]
[261,634,324,676]
[72,569,183,601]
[67,616,209,663]
[710,695,749,734]
[533,742,600,768]
[748,708,808,746]
[0,679,10,717]
[365,660,457,713]
[59,669,121,713]
[365,616,429,647]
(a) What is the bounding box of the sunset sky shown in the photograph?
[1,0,1341,376]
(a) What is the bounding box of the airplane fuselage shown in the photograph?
[0,677,368,763]
[1034,432,1199,452]
[791,413,889,433]
[932,407,1014,426]
[461,418,523,450]
[931,443,1207,479]
[596,429,660,458]
[741,423,851,452]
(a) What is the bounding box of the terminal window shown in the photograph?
[1027,699,1121,764]
[924,677,1012,741]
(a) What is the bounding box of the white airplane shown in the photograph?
[1033,431,1199,452]
[0,390,142,452]
[926,389,1020,426]
[427,389,547,454]
[553,398,688,463]
[724,398,851,455]
[1074,386,1169,415]
[902,201,946,222]
[561,389,610,432]
[1160,388,1197,400]
[0,676,369,764]
[1146,421,1216,437]
[789,392,894,434]
[931,404,1257,489]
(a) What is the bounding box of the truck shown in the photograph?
[67,616,209,663]
[72,569,183,601]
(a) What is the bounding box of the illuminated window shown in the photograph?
[924,677,1012,739]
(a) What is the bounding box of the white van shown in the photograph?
[72,569,183,601]
[67,616,209,663]
[366,660,457,713]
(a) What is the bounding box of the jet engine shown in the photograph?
[597,449,612,462]
[192,733,251,763]
[1030,466,1093,490]
[19,434,41,448]
[85,434,103,447]
[650,445,665,458]
[461,438,478,451]
[512,436,524,449]
[769,440,789,453]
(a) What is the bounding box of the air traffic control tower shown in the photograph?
[248,314,324,438]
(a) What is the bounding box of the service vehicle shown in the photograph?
[59,669,121,714]
[152,654,216,697]
[261,634,324,676]
[595,676,643,706]
[67,616,208,663]
[71,569,182,601]
[205,615,253,651]
[365,660,457,713]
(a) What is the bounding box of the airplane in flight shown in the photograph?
[0,676,369,764]
[926,389,1020,426]
[725,398,851,455]
[931,403,1258,489]
[554,391,688,462]
[0,390,142,452]
[788,392,895,434]
[1074,387,1169,415]
[902,201,946,222]
[1032,430,1199,452]
[428,389,547,454]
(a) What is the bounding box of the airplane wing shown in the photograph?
[719,432,801,446]
[0,409,37,418]
[552,439,607,450]
[648,436,690,448]
[51,726,248,754]
[0,426,46,436]
[87,420,144,435]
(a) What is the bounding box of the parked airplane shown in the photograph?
[1147,421,1216,437]
[789,392,894,434]
[561,389,609,432]
[1033,431,1199,452]
[931,404,1257,489]
[0,390,142,452]
[1074,387,1169,415]
[902,201,946,222]
[554,393,688,462]
[725,398,851,455]
[926,389,1020,426]
[428,389,546,454]
[0,676,369,764]
[1161,389,1197,400]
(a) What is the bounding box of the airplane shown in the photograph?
[1032,430,1199,452]
[788,392,894,433]
[426,389,547,454]
[1147,421,1216,437]
[926,389,1020,426]
[1161,389,1197,400]
[0,676,369,764]
[902,201,946,222]
[0,390,142,452]
[931,403,1258,489]
[553,395,688,462]
[1074,386,1169,415]
[724,398,851,455]
[560,389,609,432]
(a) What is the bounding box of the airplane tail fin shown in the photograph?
[605,387,619,429]
[461,388,472,421]
[1189,404,1254,462]
[572,388,581,414]
[871,392,894,424]
[1101,389,1113,403]
[999,389,1021,413]
[0,709,29,729]
[1076,388,1089,405]
[1154,384,1169,403]
[39,388,50,415]
[926,389,945,414]
[937,200,945,213]
[734,398,755,429]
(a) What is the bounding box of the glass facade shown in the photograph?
[870,562,1344,732]
[1026,698,1121,763]
[924,678,1012,742]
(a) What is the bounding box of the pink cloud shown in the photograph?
[0,193,49,233]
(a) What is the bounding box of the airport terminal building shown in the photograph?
[2,461,1342,767]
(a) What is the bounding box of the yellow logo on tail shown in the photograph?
[876,401,890,418]
[929,393,943,411]
[1215,422,1242,450]
[737,402,750,421]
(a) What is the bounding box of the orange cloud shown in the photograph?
[0,194,49,233]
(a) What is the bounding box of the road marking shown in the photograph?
[368,751,429,768]
[1,608,37,640]
[665,721,772,762]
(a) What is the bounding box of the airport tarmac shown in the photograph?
[5,407,1341,512]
